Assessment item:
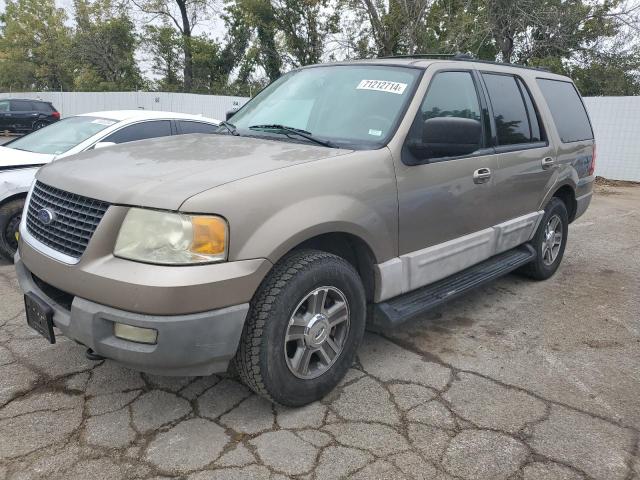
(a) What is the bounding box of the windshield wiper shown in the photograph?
[248,124,335,148]
[218,120,240,136]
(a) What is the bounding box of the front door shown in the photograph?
[395,68,499,291]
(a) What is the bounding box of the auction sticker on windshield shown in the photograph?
[357,79,407,95]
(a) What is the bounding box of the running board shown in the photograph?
[370,244,536,329]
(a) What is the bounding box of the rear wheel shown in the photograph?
[33,120,48,130]
[0,198,24,261]
[234,249,366,406]
[520,197,568,280]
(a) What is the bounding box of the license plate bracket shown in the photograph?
[24,293,55,344]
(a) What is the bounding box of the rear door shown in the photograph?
[481,72,555,229]
[395,68,499,290]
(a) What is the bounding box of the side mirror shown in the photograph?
[94,141,116,150]
[225,110,236,121]
[409,117,481,160]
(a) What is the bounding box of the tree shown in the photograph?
[144,24,184,90]
[273,0,339,66]
[0,0,73,90]
[133,0,210,92]
[73,0,143,91]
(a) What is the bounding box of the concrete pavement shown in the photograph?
[0,184,638,480]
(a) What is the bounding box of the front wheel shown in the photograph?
[0,198,24,261]
[234,249,366,406]
[520,197,569,280]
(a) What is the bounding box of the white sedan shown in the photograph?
[0,110,220,260]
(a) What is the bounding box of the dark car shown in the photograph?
[0,99,60,133]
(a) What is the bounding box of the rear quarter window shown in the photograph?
[33,102,54,112]
[536,79,593,143]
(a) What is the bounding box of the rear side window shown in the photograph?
[0,101,8,112]
[177,121,218,135]
[33,102,54,112]
[536,79,593,143]
[104,120,172,144]
[482,73,532,145]
[517,78,542,142]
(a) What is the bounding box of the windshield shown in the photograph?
[230,65,422,149]
[8,116,117,155]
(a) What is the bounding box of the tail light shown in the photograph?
[51,111,60,120]
[588,143,596,176]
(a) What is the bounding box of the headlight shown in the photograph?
[114,208,228,265]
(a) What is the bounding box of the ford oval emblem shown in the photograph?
[37,208,55,225]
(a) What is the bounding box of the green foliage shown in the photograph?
[0,0,73,90]
[72,0,143,91]
[0,0,638,96]
[144,25,184,91]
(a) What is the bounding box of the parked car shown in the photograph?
[0,110,220,260]
[0,98,60,133]
[15,58,595,406]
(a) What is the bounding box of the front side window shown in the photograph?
[230,65,422,149]
[405,70,484,161]
[482,73,532,145]
[104,120,172,144]
[536,78,593,143]
[0,101,9,112]
[7,116,116,155]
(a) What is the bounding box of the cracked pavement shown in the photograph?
[0,184,638,480]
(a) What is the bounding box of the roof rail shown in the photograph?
[377,53,551,73]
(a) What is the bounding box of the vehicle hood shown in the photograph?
[36,134,353,210]
[0,146,55,170]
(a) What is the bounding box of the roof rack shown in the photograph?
[378,53,551,72]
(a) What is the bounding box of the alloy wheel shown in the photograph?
[542,214,563,266]
[284,286,350,379]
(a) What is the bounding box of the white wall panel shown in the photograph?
[583,96,640,181]
[0,92,248,122]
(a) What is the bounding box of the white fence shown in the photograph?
[1,91,638,181]
[583,97,640,182]
[0,91,250,122]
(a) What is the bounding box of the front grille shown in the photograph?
[26,181,110,258]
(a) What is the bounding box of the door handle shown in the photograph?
[473,168,492,184]
[541,157,555,169]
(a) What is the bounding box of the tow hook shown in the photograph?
[85,348,105,361]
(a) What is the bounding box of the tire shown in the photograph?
[520,197,569,280]
[0,198,24,261]
[33,120,48,130]
[234,249,366,406]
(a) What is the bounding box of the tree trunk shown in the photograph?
[176,0,193,92]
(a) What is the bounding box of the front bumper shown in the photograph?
[16,253,249,376]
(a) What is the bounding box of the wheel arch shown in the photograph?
[0,191,28,208]
[273,230,378,303]
[551,184,577,222]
